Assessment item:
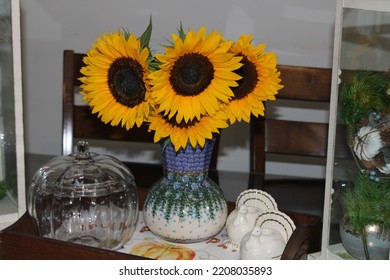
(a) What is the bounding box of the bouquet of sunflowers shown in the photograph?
[79,19,283,151]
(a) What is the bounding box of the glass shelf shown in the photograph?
[0,0,25,230]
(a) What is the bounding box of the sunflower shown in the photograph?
[148,110,229,151]
[224,34,283,123]
[149,26,243,124]
[79,30,152,130]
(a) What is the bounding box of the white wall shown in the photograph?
[19,0,337,177]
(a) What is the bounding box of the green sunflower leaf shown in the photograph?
[120,16,152,49]
[161,138,172,152]
[177,22,186,41]
[121,27,131,40]
[140,15,153,50]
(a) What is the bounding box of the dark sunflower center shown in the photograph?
[108,57,146,107]
[231,55,258,100]
[164,114,197,128]
[169,53,214,96]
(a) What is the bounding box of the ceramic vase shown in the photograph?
[340,215,390,260]
[143,138,228,243]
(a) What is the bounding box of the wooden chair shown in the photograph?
[249,65,332,211]
[62,50,220,171]
[248,65,334,253]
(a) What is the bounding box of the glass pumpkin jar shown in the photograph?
[28,141,138,250]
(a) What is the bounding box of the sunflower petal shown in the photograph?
[79,30,151,130]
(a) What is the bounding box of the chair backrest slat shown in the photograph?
[276,65,331,101]
[249,65,332,174]
[265,119,328,156]
[73,106,155,142]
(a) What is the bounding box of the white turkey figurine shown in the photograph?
[225,189,278,248]
[239,226,287,260]
[225,204,255,247]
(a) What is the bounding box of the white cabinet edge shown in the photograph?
[11,0,26,217]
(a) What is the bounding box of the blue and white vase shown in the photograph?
[143,138,227,243]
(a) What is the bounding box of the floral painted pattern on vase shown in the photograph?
[143,138,228,243]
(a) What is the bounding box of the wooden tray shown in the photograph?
[0,187,321,260]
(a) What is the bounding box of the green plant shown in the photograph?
[339,70,390,125]
[341,172,390,231]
